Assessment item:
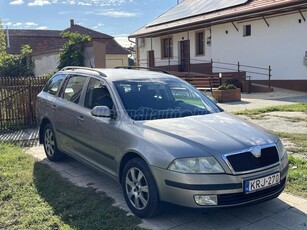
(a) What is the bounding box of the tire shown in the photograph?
[122,158,161,218]
[43,123,64,162]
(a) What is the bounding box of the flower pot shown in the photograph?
[212,88,241,103]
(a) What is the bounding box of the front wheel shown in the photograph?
[122,158,161,218]
[43,123,63,162]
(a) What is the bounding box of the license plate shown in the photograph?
[244,173,280,193]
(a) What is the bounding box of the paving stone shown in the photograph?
[67,175,97,188]
[138,216,178,230]
[63,165,95,177]
[162,210,194,226]
[257,198,292,214]
[279,193,307,207]
[67,160,85,169]
[170,221,215,230]
[293,203,307,215]
[268,209,307,230]
[196,211,250,230]
[225,205,274,223]
[239,219,289,230]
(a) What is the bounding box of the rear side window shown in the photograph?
[43,74,65,95]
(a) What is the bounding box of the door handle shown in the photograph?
[51,105,56,111]
[77,115,84,122]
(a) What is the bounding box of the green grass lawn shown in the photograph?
[275,132,307,156]
[0,144,141,230]
[286,155,307,198]
[234,102,307,116]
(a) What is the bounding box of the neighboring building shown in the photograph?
[130,0,307,91]
[6,20,130,76]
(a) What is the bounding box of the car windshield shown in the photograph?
[114,78,221,121]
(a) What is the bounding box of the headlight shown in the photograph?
[168,157,224,174]
[276,139,287,160]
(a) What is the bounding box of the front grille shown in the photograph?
[226,146,279,173]
[218,177,286,205]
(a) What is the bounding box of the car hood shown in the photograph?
[135,112,278,159]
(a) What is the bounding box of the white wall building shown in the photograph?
[130,0,307,91]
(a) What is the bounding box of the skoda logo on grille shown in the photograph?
[251,146,262,158]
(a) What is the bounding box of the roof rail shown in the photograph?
[61,66,107,77]
[115,66,171,75]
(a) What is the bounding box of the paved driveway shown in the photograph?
[26,146,307,230]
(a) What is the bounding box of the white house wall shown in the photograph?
[33,53,59,77]
[106,54,128,68]
[211,12,307,80]
[139,31,213,68]
[137,11,307,82]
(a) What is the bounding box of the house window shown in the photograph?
[243,25,251,37]
[195,31,205,55]
[161,37,173,58]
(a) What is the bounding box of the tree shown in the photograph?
[57,32,91,70]
[0,18,34,77]
[0,19,7,59]
[0,44,34,77]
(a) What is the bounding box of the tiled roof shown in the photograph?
[105,39,130,55]
[130,0,307,37]
[64,24,113,39]
[5,24,128,55]
[7,29,61,37]
[6,29,64,55]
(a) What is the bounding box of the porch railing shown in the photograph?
[137,56,272,89]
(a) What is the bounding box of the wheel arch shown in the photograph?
[39,117,52,144]
[118,151,148,184]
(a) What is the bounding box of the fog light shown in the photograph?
[194,195,217,206]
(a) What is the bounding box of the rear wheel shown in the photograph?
[43,123,63,162]
[122,158,161,218]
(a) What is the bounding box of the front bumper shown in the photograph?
[150,162,288,208]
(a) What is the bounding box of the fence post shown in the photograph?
[237,62,240,79]
[28,77,34,125]
[268,65,271,89]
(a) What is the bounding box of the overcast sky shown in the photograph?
[0,0,177,47]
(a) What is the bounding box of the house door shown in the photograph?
[148,50,155,68]
[179,40,190,72]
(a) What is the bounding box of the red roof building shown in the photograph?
[6,20,130,76]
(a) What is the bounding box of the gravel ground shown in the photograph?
[239,111,307,160]
[239,112,307,134]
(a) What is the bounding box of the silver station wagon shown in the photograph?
[36,67,288,218]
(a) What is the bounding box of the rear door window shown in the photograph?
[43,74,65,95]
[60,75,87,104]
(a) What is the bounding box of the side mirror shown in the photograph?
[91,106,111,118]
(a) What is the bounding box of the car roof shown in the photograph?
[58,68,178,82]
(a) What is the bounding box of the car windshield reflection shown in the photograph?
[114,78,221,120]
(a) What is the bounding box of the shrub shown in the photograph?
[224,78,240,86]
[0,21,34,77]
[0,45,34,77]
[217,85,227,90]
[226,84,237,90]
[57,32,91,70]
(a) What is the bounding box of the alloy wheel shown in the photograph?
[125,167,149,210]
[44,128,55,157]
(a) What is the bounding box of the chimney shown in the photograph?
[70,19,74,27]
